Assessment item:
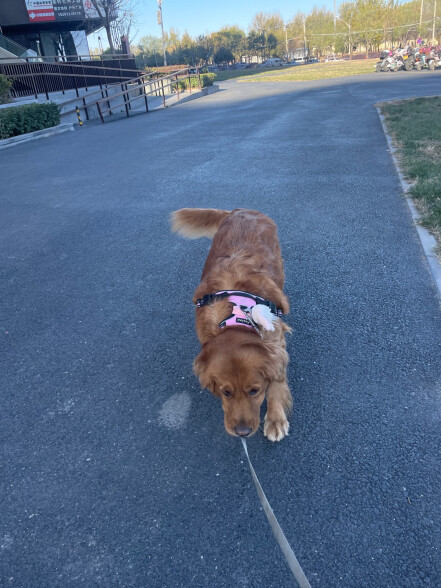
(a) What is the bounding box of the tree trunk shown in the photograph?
[105,23,115,54]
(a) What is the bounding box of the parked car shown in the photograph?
[260,58,284,67]
[324,54,343,62]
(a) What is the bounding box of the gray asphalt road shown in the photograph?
[1,71,441,588]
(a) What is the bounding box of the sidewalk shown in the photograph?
[0,83,220,149]
[12,82,220,125]
[1,72,441,587]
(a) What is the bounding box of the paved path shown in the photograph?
[1,71,441,587]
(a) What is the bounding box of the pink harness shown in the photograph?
[218,294,259,331]
[196,290,283,334]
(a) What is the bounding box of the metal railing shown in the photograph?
[58,67,202,123]
[0,56,140,99]
[95,68,202,122]
[0,33,28,58]
[8,52,135,63]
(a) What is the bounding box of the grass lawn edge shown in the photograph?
[376,100,441,297]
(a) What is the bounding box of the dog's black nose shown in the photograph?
[234,424,252,437]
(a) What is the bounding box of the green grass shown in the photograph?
[215,59,377,83]
[214,67,266,81]
[380,97,441,258]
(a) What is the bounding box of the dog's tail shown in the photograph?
[171,208,231,239]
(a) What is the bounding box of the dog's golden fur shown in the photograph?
[171,208,292,441]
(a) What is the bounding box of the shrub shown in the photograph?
[0,102,61,140]
[0,75,13,104]
[200,73,216,87]
[174,72,216,91]
[150,65,188,75]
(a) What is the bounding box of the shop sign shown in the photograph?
[25,0,102,22]
[25,0,56,22]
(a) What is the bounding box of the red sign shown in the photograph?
[26,1,55,22]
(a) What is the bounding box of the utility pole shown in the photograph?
[349,21,352,59]
[157,0,167,66]
[420,0,424,27]
[303,18,307,62]
[433,0,437,44]
[336,16,352,59]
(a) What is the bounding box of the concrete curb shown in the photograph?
[147,84,220,111]
[105,84,221,116]
[376,106,441,299]
[172,84,220,106]
[0,122,75,150]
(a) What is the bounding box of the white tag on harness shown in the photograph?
[251,304,277,331]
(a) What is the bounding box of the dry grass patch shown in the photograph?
[237,59,377,82]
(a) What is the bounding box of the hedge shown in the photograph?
[149,65,188,75]
[173,72,216,92]
[0,75,13,104]
[0,102,61,140]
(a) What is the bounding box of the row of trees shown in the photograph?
[131,0,441,67]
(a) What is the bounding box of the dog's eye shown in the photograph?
[223,390,232,398]
[249,389,259,397]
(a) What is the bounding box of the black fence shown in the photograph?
[0,56,139,99]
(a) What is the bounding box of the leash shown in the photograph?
[241,438,312,588]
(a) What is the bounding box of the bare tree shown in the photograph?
[88,0,138,54]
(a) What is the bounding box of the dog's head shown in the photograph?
[193,329,284,437]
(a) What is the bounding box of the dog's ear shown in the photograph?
[251,342,289,383]
[193,346,219,396]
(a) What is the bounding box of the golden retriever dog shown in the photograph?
[171,208,292,442]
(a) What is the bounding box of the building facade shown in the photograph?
[0,0,104,59]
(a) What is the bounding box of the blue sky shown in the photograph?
[89,0,338,49]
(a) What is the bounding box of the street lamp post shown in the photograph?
[336,16,352,59]
[157,0,167,66]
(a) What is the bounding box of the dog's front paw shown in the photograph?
[264,414,290,442]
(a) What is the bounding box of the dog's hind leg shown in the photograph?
[264,379,292,442]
